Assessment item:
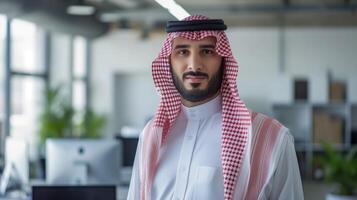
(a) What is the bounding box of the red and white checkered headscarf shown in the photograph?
[140,15,251,200]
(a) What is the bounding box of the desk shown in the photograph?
[0,186,129,200]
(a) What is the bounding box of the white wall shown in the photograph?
[285,28,357,103]
[227,28,281,113]
[92,27,357,136]
[114,73,159,131]
[91,31,164,136]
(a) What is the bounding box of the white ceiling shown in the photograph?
[94,0,357,26]
[1,0,356,38]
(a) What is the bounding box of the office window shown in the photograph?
[71,36,88,135]
[10,76,45,159]
[50,33,72,91]
[9,19,46,156]
[72,36,87,113]
[72,80,86,113]
[11,77,45,141]
[73,36,87,78]
[11,19,45,73]
[0,15,6,119]
[72,80,86,131]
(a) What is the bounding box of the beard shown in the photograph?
[171,66,224,103]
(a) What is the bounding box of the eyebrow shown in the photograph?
[173,44,216,49]
[174,44,189,49]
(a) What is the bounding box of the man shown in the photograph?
[128,15,303,200]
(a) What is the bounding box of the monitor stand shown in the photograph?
[0,163,22,195]
[73,161,88,185]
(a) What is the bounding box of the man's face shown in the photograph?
[170,36,223,104]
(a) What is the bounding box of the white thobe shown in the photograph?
[127,95,304,200]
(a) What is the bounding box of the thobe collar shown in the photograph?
[181,94,222,120]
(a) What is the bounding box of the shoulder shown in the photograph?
[250,111,287,132]
[250,111,293,144]
[251,111,286,131]
[137,118,155,141]
[249,112,296,170]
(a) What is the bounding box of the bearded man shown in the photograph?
[127,15,304,200]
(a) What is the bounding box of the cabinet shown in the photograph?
[272,103,357,179]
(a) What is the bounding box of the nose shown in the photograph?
[187,53,202,71]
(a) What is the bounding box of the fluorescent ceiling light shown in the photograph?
[155,0,190,20]
[108,0,139,8]
[67,5,96,16]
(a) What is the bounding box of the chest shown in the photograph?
[152,114,225,199]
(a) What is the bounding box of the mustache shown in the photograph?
[183,71,209,79]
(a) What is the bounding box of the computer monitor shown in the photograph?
[115,136,138,167]
[46,139,121,185]
[0,137,29,195]
[115,135,138,185]
[32,185,116,200]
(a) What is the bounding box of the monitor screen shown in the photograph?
[115,136,138,185]
[32,185,116,200]
[115,136,138,167]
[46,139,121,185]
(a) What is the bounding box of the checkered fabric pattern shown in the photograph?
[140,15,251,200]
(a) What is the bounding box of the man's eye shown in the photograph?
[177,49,188,55]
[202,49,214,55]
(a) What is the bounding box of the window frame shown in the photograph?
[1,16,91,159]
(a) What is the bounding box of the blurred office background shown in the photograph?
[0,0,356,199]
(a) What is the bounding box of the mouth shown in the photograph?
[185,75,207,84]
[183,72,209,84]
